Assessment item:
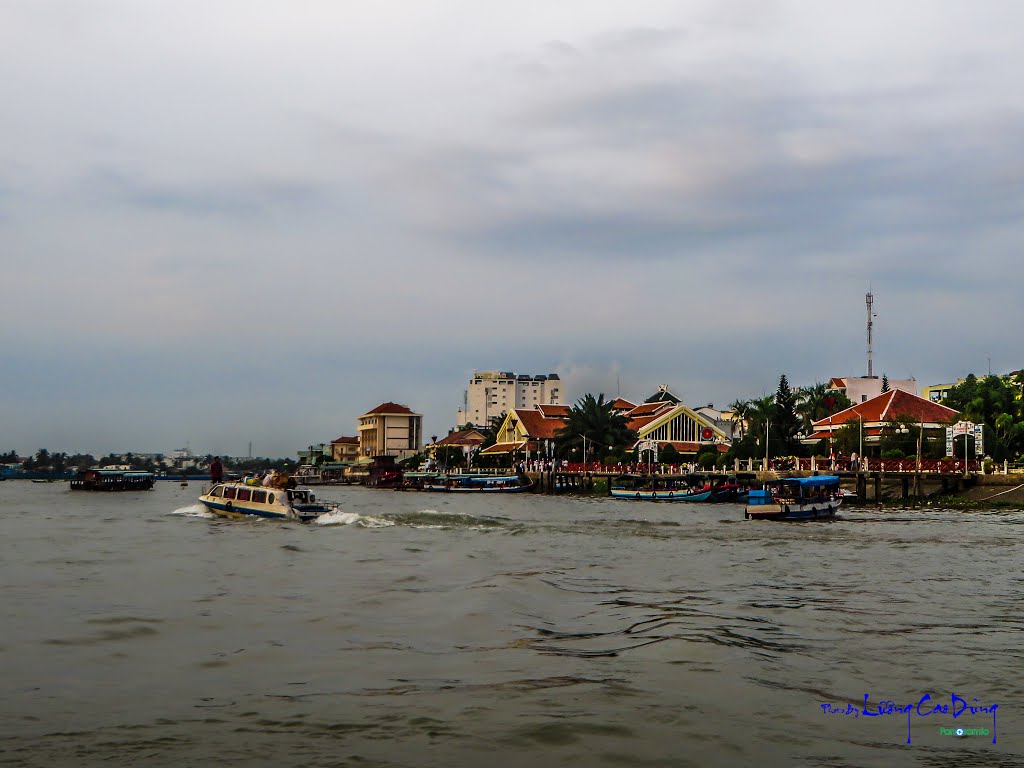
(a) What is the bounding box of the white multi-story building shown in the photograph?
[828,376,917,404]
[456,371,561,428]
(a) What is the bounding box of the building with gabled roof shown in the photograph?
[610,398,637,412]
[357,402,423,461]
[480,406,570,458]
[644,384,682,404]
[803,389,959,451]
[627,403,731,457]
[330,436,359,463]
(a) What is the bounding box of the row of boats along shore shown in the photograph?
[60,457,851,523]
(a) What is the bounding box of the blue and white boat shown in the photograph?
[744,475,842,520]
[198,482,336,522]
[609,474,713,502]
[422,474,532,492]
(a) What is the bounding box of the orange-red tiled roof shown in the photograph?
[480,441,527,455]
[536,404,570,418]
[434,429,486,447]
[626,414,660,432]
[813,389,959,428]
[363,402,417,416]
[611,398,637,410]
[515,409,566,439]
[626,402,675,418]
[331,436,359,444]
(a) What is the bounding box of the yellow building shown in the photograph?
[357,402,423,461]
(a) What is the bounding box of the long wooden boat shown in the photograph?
[610,486,712,501]
[198,482,335,522]
[70,468,155,491]
[422,474,532,492]
[744,475,842,520]
[610,474,714,502]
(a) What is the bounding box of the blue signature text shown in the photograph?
[820,693,998,744]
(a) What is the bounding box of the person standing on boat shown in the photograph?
[210,456,223,484]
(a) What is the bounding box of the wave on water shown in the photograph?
[316,511,395,528]
[170,503,214,518]
[388,509,506,530]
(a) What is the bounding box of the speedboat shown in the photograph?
[198,482,336,522]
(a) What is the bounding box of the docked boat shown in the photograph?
[744,475,842,520]
[70,468,155,491]
[422,474,532,492]
[610,474,713,501]
[198,482,336,522]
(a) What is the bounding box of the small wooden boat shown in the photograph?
[198,482,336,522]
[745,475,842,520]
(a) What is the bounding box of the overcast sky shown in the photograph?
[2,0,1022,458]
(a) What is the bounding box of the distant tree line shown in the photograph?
[1,450,296,474]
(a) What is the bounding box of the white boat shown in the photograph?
[744,475,843,520]
[198,482,336,522]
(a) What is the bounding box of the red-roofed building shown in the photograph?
[481,405,570,457]
[330,436,359,463]
[803,389,959,451]
[358,402,423,461]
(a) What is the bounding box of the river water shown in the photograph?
[1,480,1021,767]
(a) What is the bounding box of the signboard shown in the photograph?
[637,440,658,462]
[945,421,985,458]
[700,427,714,441]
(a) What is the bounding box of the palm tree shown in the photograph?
[745,395,776,450]
[729,398,751,440]
[555,394,636,461]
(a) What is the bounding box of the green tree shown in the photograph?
[943,372,1024,457]
[659,444,681,465]
[797,383,853,433]
[773,376,802,455]
[881,374,890,393]
[729,399,750,440]
[434,446,465,469]
[555,393,636,460]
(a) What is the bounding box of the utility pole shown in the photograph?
[866,290,875,378]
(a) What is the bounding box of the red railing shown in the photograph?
[521,459,983,474]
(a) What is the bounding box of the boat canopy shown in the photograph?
[775,475,840,487]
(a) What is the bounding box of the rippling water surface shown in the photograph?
[2,481,1022,767]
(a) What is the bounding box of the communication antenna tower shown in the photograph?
[866,291,875,378]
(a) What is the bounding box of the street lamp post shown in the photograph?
[858,415,863,471]
[765,420,770,470]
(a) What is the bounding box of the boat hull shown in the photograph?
[610,488,713,502]
[744,500,841,520]
[422,481,532,493]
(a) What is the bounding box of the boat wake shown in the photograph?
[315,511,395,528]
[170,503,214,518]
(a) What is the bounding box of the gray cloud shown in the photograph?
[1,0,1023,456]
